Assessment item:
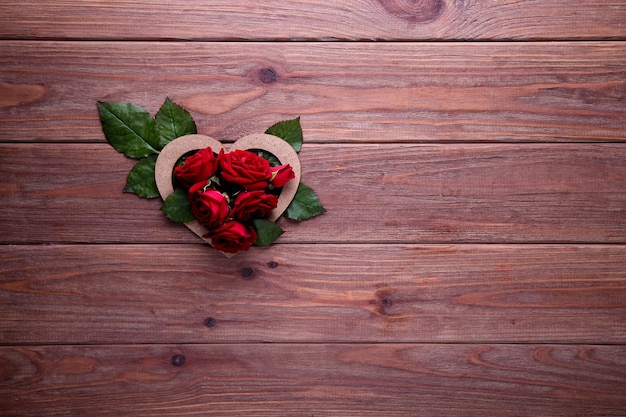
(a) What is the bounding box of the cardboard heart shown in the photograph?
[155,133,301,253]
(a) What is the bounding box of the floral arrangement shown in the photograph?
[97,98,324,254]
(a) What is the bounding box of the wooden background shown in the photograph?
[1,1,625,416]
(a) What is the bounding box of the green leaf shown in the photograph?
[253,149,281,167]
[252,219,284,246]
[284,183,326,221]
[124,154,159,198]
[161,188,195,223]
[155,97,197,148]
[97,101,159,158]
[265,117,303,153]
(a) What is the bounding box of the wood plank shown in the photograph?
[1,41,625,143]
[0,0,625,41]
[1,344,625,416]
[1,143,625,244]
[1,244,624,344]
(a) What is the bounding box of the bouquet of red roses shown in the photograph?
[173,147,295,253]
[98,98,325,255]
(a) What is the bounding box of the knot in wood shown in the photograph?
[258,67,278,84]
[241,267,255,279]
[171,354,186,367]
[378,0,444,23]
[204,317,217,328]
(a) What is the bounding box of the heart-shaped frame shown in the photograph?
[154,133,301,253]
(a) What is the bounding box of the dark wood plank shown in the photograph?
[1,244,624,344]
[1,344,625,416]
[0,0,625,41]
[1,143,625,244]
[1,41,625,143]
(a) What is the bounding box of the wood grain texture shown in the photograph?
[2,0,625,415]
[1,143,625,244]
[1,41,625,143]
[1,244,624,344]
[1,344,625,416]
[0,0,625,41]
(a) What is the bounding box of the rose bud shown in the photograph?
[174,147,222,189]
[189,184,230,230]
[270,164,295,188]
[219,149,272,190]
[231,190,278,222]
[206,221,257,253]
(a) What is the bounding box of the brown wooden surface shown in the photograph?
[1,1,625,416]
[0,0,625,41]
[1,42,625,144]
[2,344,625,417]
[1,244,625,344]
[1,143,625,244]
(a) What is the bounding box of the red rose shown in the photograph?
[189,183,230,230]
[270,164,295,188]
[219,149,272,190]
[174,147,221,189]
[231,190,278,222]
[206,221,257,253]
